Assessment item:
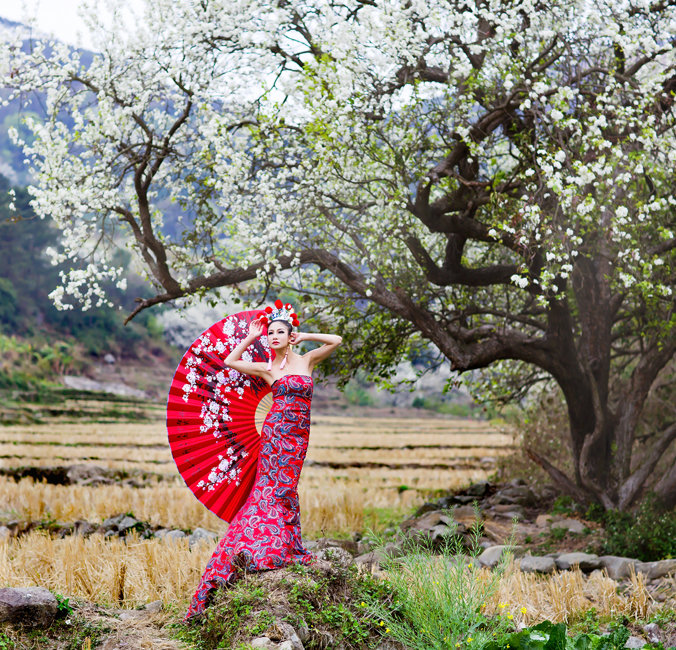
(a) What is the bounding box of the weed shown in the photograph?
[363,519,513,649]
[55,593,73,618]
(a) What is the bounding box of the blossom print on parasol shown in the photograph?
[166,310,274,522]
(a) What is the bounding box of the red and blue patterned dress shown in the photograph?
[185,374,314,619]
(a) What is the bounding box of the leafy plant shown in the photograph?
[596,495,676,561]
[482,620,631,650]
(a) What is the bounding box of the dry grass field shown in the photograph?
[0,394,668,626]
[0,399,510,536]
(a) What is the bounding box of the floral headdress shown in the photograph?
[259,299,300,328]
[259,299,300,371]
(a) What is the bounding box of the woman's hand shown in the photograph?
[289,331,306,345]
[248,318,265,339]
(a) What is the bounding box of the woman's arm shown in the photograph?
[292,331,342,366]
[225,319,268,377]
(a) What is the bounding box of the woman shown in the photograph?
[185,302,342,619]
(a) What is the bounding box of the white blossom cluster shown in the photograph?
[1,0,674,324]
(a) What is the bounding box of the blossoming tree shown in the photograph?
[3,0,675,510]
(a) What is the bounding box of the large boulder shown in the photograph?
[0,587,58,627]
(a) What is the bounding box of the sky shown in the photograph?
[0,0,127,50]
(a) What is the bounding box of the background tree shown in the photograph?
[3,0,675,510]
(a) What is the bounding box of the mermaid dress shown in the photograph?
[185,374,314,619]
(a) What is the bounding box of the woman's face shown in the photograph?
[267,321,290,350]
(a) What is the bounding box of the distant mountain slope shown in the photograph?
[0,16,95,185]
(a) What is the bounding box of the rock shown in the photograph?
[452,505,481,519]
[117,516,141,533]
[490,485,535,506]
[478,545,525,568]
[535,514,553,527]
[466,481,490,497]
[520,555,556,574]
[555,553,601,571]
[62,375,148,399]
[634,559,676,580]
[624,636,645,648]
[314,546,354,567]
[73,520,97,537]
[315,537,359,555]
[66,464,109,485]
[355,542,403,570]
[599,556,637,580]
[0,587,58,627]
[400,510,454,533]
[413,502,441,516]
[189,527,219,548]
[164,529,187,543]
[104,353,116,364]
[453,495,477,504]
[250,621,304,650]
[642,623,661,644]
[144,600,163,613]
[0,526,11,540]
[489,504,525,520]
[550,518,586,534]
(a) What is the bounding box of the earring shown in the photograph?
[279,348,289,370]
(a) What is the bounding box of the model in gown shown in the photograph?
[185,302,342,619]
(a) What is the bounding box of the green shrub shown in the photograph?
[596,495,676,562]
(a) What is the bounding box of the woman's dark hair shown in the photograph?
[268,319,293,334]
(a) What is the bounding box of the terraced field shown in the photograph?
[0,394,512,536]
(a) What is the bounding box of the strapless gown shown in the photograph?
[185,374,314,619]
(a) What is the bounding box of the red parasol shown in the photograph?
[166,310,273,522]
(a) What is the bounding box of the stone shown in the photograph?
[144,600,163,613]
[164,529,187,543]
[314,546,354,567]
[550,518,586,534]
[599,556,637,580]
[624,636,645,648]
[66,464,108,485]
[555,553,601,571]
[478,545,525,568]
[188,527,219,547]
[520,555,556,574]
[634,559,676,580]
[117,516,140,533]
[104,353,116,364]
[452,505,481,519]
[73,520,97,536]
[466,481,490,497]
[355,542,403,570]
[535,514,554,528]
[400,510,454,533]
[642,623,661,644]
[0,587,58,627]
[489,505,525,520]
[0,526,11,540]
[315,537,359,555]
[452,495,476,504]
[490,485,535,506]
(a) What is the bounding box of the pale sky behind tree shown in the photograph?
[1,0,129,50]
